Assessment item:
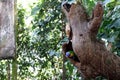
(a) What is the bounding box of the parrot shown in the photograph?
[65,51,80,62]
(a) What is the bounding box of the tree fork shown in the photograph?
[62,1,120,80]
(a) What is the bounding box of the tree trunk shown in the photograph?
[12,58,17,80]
[62,2,120,80]
[62,55,67,80]
[0,0,16,59]
[7,60,11,80]
[61,21,67,80]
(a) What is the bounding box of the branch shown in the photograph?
[68,57,81,69]
[89,2,103,33]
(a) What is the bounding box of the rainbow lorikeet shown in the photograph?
[66,51,80,62]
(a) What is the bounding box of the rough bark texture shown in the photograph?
[0,0,15,59]
[62,2,120,80]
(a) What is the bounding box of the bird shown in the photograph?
[66,51,80,62]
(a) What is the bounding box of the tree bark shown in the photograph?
[62,2,120,80]
[7,60,11,80]
[12,57,17,80]
[0,0,16,59]
[62,23,67,80]
[62,55,67,80]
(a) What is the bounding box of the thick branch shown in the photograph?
[89,2,103,33]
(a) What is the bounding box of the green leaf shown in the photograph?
[110,18,120,28]
[31,6,40,15]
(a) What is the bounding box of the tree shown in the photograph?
[0,0,120,80]
[62,1,120,80]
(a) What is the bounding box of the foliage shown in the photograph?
[17,0,63,79]
[0,60,8,80]
[98,0,120,56]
